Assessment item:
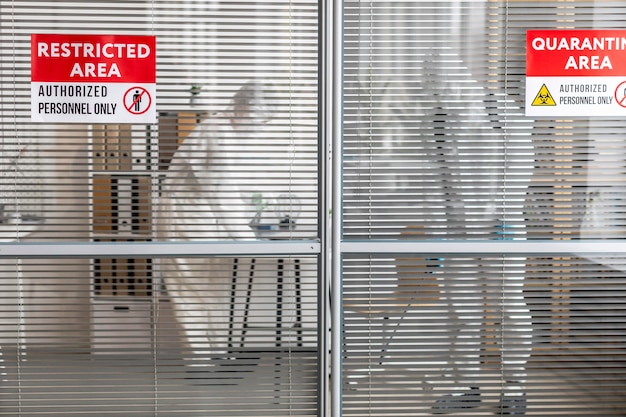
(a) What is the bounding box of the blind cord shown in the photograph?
[287,4,294,413]
[499,1,511,414]
[11,0,24,414]
[367,5,373,416]
[150,2,159,416]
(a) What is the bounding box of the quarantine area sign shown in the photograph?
[526,29,626,117]
[31,34,156,123]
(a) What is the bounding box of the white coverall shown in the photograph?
[346,53,533,397]
[160,109,286,357]
[418,70,532,395]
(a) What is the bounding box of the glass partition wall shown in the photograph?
[0,1,625,416]
[341,1,626,416]
[0,0,320,416]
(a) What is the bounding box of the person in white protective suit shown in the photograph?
[344,54,533,414]
[416,59,532,415]
[159,81,305,361]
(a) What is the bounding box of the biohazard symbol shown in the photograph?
[531,84,557,106]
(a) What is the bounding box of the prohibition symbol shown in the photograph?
[614,81,626,108]
[123,86,152,115]
[531,84,556,106]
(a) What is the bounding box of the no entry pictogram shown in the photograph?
[614,81,626,108]
[124,86,152,115]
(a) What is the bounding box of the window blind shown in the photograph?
[0,0,320,415]
[4,0,626,416]
[341,1,626,416]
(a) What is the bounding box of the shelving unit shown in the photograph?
[89,123,156,353]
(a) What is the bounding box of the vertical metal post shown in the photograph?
[317,0,331,413]
[330,0,344,414]
[318,0,343,412]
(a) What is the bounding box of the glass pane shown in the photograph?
[341,1,626,416]
[0,255,318,415]
[342,254,626,416]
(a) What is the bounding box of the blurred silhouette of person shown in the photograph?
[159,81,279,361]
[344,52,532,415]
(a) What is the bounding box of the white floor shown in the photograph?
[0,349,318,416]
[0,349,624,416]
[1,302,623,416]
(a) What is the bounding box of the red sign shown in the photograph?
[527,29,626,77]
[31,34,156,83]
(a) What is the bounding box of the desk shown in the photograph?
[229,256,303,348]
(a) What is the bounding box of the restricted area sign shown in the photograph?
[526,29,626,117]
[31,33,156,123]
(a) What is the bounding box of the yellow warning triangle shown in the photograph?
[532,84,556,106]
